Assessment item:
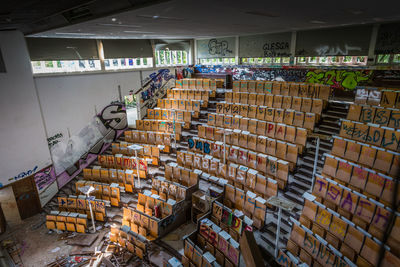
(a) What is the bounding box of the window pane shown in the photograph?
[377,54,390,63]
[165,51,171,65]
[159,51,165,65]
[343,56,352,63]
[282,57,290,64]
[177,51,182,64]
[297,57,306,63]
[183,51,188,64]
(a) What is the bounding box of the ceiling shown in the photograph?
[3,0,400,39]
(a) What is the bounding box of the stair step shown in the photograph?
[321,113,343,120]
[306,151,324,159]
[284,191,305,205]
[318,124,340,131]
[294,173,313,184]
[289,186,308,197]
[319,139,332,146]
[291,178,311,191]
[295,172,312,179]
[298,168,313,176]
[326,109,348,115]
[309,144,331,153]
[315,128,337,136]
[303,156,324,166]
[319,121,340,128]
[300,161,315,169]
[328,105,349,113]
[265,220,291,236]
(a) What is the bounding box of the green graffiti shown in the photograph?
[305,69,373,90]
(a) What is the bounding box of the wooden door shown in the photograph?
[12,176,41,220]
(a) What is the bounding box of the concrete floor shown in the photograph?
[1,213,75,267]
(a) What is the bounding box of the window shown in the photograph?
[104,57,153,70]
[199,57,236,65]
[255,58,263,64]
[156,50,188,66]
[308,57,317,64]
[241,57,290,65]
[272,57,281,64]
[377,54,390,64]
[281,57,290,64]
[296,57,307,64]
[356,56,367,64]
[31,60,102,74]
[393,54,400,64]
[343,56,353,64]
[330,56,339,64]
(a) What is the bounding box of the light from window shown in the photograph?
[343,56,353,63]
[31,60,102,74]
[281,57,290,64]
[393,54,400,64]
[156,50,188,66]
[255,58,263,64]
[104,57,153,70]
[308,57,317,64]
[297,57,307,64]
[377,54,390,64]
[330,56,339,64]
[199,57,236,65]
[272,57,281,64]
[319,57,329,64]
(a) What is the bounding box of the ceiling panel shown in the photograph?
[3,0,400,39]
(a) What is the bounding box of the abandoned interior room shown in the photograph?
[0,0,400,266]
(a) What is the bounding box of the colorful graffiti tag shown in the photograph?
[34,166,56,191]
[305,69,373,90]
[194,65,308,82]
[193,66,395,90]
[140,69,175,103]
[56,102,127,189]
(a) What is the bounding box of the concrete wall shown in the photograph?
[34,71,142,143]
[0,31,51,188]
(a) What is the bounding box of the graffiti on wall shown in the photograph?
[47,133,63,148]
[176,67,193,80]
[56,102,127,189]
[141,69,174,102]
[193,66,392,90]
[314,44,362,56]
[140,68,175,111]
[194,65,308,82]
[33,166,58,207]
[8,166,38,184]
[208,39,232,56]
[263,42,291,57]
[34,166,56,191]
[375,23,400,54]
[305,69,373,90]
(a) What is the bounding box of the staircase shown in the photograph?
[258,100,350,256]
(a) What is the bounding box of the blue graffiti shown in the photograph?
[142,69,175,101]
[188,138,195,149]
[10,166,38,181]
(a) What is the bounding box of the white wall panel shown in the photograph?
[0,31,51,187]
